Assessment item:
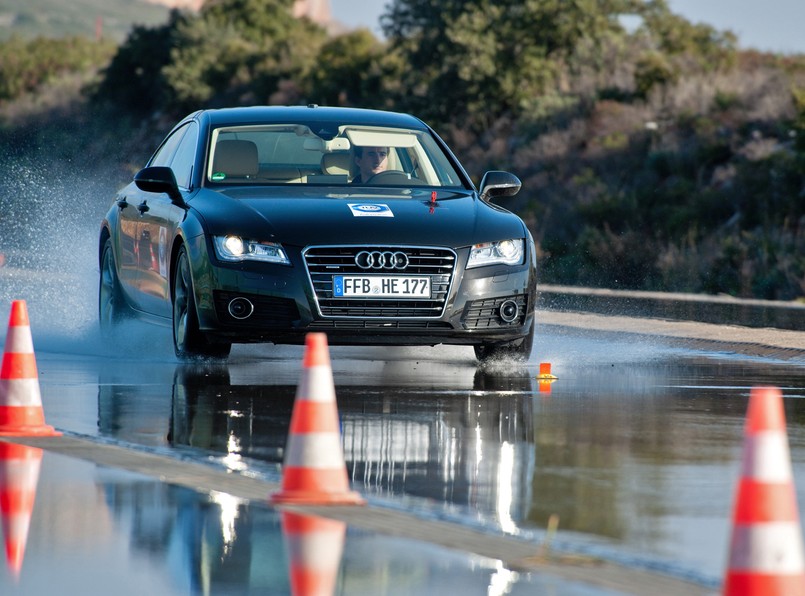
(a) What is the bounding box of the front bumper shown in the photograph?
[191,242,536,347]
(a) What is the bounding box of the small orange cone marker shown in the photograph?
[281,511,346,596]
[724,387,805,595]
[537,362,557,380]
[537,362,557,394]
[0,442,43,577]
[0,301,59,436]
[271,333,364,505]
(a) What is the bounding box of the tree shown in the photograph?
[163,0,327,112]
[92,12,183,114]
[380,0,644,130]
[305,29,386,108]
[639,0,736,70]
[94,0,327,116]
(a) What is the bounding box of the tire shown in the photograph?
[474,324,534,363]
[172,246,231,360]
[98,237,130,337]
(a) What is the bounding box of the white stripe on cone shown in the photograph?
[285,433,347,469]
[742,432,793,482]
[3,327,34,354]
[729,523,805,573]
[0,457,41,489]
[287,528,345,569]
[0,379,42,407]
[3,513,33,545]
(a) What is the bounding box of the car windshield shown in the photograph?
[206,124,465,187]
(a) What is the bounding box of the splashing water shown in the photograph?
[0,151,154,357]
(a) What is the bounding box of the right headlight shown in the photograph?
[213,235,290,265]
[467,239,524,268]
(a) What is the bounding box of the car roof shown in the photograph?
[190,105,430,130]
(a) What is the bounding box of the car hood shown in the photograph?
[190,187,526,248]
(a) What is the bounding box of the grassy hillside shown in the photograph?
[0,0,171,42]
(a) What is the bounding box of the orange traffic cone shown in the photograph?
[0,442,43,577]
[281,511,346,596]
[0,301,59,437]
[537,362,557,394]
[724,386,805,595]
[270,333,364,505]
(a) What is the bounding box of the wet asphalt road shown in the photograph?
[0,308,803,594]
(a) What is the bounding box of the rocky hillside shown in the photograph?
[0,0,170,41]
[2,0,338,41]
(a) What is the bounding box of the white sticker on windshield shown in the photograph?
[348,203,394,217]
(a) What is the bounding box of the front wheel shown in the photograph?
[474,325,534,363]
[172,246,231,360]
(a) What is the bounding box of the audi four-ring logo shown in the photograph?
[355,250,409,270]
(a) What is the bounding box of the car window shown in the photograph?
[169,122,198,190]
[150,125,188,168]
[205,123,465,188]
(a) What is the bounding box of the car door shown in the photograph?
[132,122,197,317]
[112,185,142,303]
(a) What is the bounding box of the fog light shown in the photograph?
[228,297,254,320]
[499,299,519,323]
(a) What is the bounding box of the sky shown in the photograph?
[329,0,805,55]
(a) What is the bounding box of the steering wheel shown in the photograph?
[365,170,425,185]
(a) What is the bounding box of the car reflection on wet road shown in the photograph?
[17,327,804,594]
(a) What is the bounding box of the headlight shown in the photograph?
[467,239,524,268]
[213,235,290,265]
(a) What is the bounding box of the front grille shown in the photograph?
[463,295,528,329]
[213,291,300,327]
[304,246,456,318]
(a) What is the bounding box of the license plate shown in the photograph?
[333,275,431,298]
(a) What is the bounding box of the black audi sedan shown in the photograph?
[98,106,537,361]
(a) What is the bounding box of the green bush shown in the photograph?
[0,35,115,101]
[634,51,677,99]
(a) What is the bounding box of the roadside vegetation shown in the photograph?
[1,0,804,300]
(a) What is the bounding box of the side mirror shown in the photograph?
[134,166,185,207]
[479,171,521,202]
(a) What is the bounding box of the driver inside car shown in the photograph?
[353,146,388,183]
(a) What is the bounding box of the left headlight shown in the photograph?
[467,239,524,268]
[213,235,290,265]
